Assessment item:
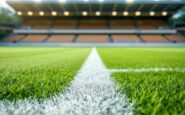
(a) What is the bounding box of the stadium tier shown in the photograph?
[0,0,185,44]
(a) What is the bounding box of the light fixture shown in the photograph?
[58,0,66,3]
[135,11,141,16]
[82,11,88,16]
[51,11,57,16]
[33,0,41,3]
[112,11,117,16]
[39,11,44,16]
[27,11,33,16]
[98,0,104,3]
[64,11,69,16]
[96,11,101,16]
[126,0,134,3]
[123,11,129,16]
[17,11,22,16]
[162,11,168,16]
[150,11,155,16]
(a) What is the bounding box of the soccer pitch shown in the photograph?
[0,47,91,100]
[0,47,185,115]
[98,47,185,115]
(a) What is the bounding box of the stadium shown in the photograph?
[0,0,185,115]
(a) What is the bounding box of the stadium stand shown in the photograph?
[165,35,185,42]
[77,35,108,43]
[3,35,26,43]
[1,0,184,45]
[112,35,140,42]
[141,35,168,43]
[20,35,48,43]
[47,35,74,43]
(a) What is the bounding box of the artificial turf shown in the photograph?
[98,47,185,68]
[98,47,185,115]
[0,47,90,101]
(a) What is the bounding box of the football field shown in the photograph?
[0,47,185,115]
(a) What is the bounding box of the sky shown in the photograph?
[0,0,15,12]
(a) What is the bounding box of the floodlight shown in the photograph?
[58,0,66,3]
[98,0,104,3]
[51,11,57,16]
[33,0,41,3]
[162,11,168,16]
[27,11,33,16]
[96,12,101,16]
[123,11,129,16]
[82,11,88,16]
[39,11,44,16]
[112,11,117,16]
[64,11,69,16]
[150,11,155,16]
[135,11,141,16]
[126,0,134,3]
[17,11,22,16]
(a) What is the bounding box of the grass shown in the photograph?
[113,72,185,115]
[0,47,90,101]
[98,47,185,68]
[98,47,185,115]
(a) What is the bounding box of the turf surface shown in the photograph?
[98,47,185,115]
[0,47,90,101]
[98,47,185,68]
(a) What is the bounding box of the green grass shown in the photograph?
[98,47,185,68]
[0,47,90,101]
[98,47,185,115]
[113,72,185,115]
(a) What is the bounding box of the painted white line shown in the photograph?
[109,68,185,73]
[0,48,133,115]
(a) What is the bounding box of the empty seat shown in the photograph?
[3,35,25,43]
[21,35,48,42]
[137,24,157,30]
[47,35,74,43]
[112,35,140,42]
[110,20,134,25]
[32,25,50,29]
[77,35,107,43]
[79,24,107,29]
[52,24,76,29]
[80,19,106,24]
[165,35,185,42]
[111,24,135,29]
[141,35,167,43]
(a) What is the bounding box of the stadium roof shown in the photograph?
[6,0,185,17]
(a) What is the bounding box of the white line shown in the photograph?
[109,68,185,73]
[0,48,133,115]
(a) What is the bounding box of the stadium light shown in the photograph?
[27,11,33,16]
[64,11,69,16]
[112,11,117,16]
[58,0,66,3]
[162,11,168,16]
[82,11,88,16]
[126,0,134,3]
[150,11,155,16]
[39,11,44,16]
[135,11,141,16]
[96,11,101,16]
[17,11,22,16]
[51,11,57,16]
[33,0,41,3]
[123,11,129,16]
[98,0,104,3]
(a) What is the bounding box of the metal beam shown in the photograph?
[13,29,177,35]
